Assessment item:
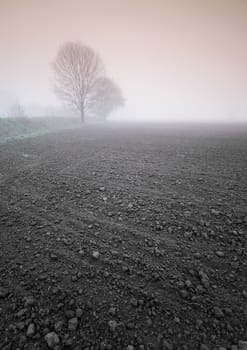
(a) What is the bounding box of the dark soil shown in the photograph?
[0,123,247,350]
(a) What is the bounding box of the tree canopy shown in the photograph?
[53,42,124,122]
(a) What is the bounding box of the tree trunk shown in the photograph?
[80,106,85,123]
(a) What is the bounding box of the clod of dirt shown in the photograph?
[130,297,138,307]
[44,332,60,349]
[75,308,83,318]
[162,339,174,350]
[213,306,224,318]
[198,270,210,288]
[109,306,117,316]
[126,345,135,350]
[92,251,100,259]
[68,317,78,331]
[216,251,225,257]
[239,340,247,350]
[23,296,35,307]
[0,287,9,298]
[26,323,35,337]
[200,345,210,350]
[54,320,63,332]
[242,290,247,299]
[108,320,118,331]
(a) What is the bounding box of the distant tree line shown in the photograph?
[52,42,125,123]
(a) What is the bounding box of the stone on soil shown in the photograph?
[45,332,60,349]
[68,317,78,331]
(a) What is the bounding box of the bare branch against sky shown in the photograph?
[52,42,124,122]
[53,42,104,122]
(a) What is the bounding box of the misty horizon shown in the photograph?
[1,0,247,122]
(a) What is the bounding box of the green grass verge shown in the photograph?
[0,118,52,145]
[0,128,54,145]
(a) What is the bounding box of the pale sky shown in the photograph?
[0,0,247,121]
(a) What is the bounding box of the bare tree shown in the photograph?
[52,42,104,122]
[88,77,125,120]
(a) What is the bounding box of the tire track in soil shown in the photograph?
[2,172,233,251]
[0,181,190,267]
[2,183,237,309]
[0,190,180,276]
[0,198,185,315]
[2,185,244,311]
[2,173,232,279]
[0,157,243,258]
[0,164,200,311]
[0,163,203,243]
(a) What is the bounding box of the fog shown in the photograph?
[1,0,247,122]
